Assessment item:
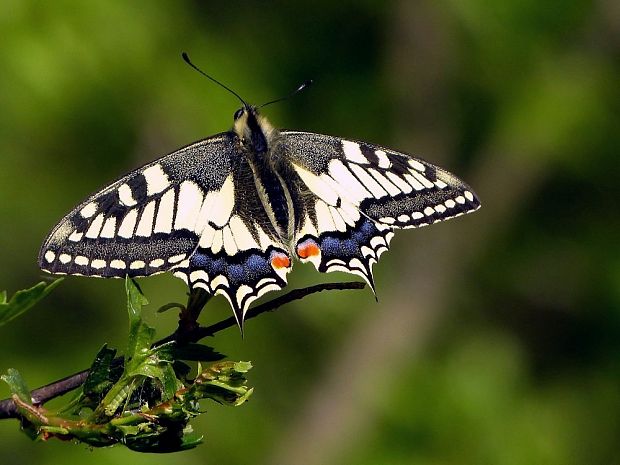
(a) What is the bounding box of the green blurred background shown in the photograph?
[1,1,619,464]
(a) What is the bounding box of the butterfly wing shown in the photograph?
[40,132,292,325]
[282,131,481,289]
[39,133,236,277]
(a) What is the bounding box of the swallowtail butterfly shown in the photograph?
[39,55,481,329]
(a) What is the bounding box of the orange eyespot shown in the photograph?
[296,240,320,259]
[270,253,291,269]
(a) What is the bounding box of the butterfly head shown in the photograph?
[233,105,275,156]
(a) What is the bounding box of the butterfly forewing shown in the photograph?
[40,134,236,277]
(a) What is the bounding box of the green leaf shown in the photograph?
[125,278,153,362]
[172,343,226,362]
[0,279,63,327]
[131,363,164,381]
[159,364,182,400]
[178,429,204,450]
[189,362,254,407]
[102,378,139,417]
[83,345,120,397]
[233,361,252,373]
[150,341,176,363]
[125,278,148,324]
[126,323,156,367]
[128,343,182,400]
[1,368,32,404]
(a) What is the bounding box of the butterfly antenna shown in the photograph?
[181,52,247,107]
[259,79,313,108]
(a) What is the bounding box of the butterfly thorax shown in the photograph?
[233,106,274,154]
[232,106,295,243]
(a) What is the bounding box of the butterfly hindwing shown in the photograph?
[169,158,292,326]
[282,131,480,287]
[294,216,394,291]
[39,133,240,278]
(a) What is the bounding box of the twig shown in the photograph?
[0,281,364,419]
[163,281,366,344]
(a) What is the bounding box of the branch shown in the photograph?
[164,281,366,344]
[0,281,364,420]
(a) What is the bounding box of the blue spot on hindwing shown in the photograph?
[318,219,380,260]
[245,253,271,277]
[227,263,246,283]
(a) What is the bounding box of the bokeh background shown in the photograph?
[1,1,619,464]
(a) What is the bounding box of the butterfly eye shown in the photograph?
[233,108,244,120]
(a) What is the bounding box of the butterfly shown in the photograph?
[39,54,481,329]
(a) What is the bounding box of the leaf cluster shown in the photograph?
[1,279,252,453]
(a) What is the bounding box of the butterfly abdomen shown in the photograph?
[246,158,292,240]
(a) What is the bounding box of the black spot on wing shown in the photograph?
[98,190,129,217]
[359,143,378,165]
[422,163,437,182]
[127,173,148,204]
[71,214,90,233]
[387,154,411,176]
